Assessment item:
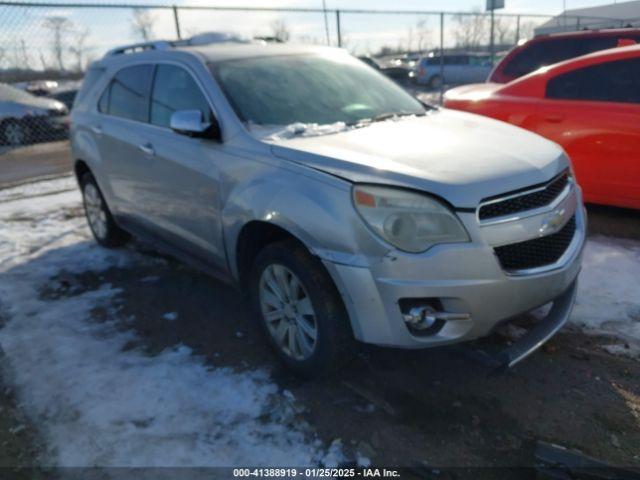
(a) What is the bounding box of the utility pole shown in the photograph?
[486,0,504,67]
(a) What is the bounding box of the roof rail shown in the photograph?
[104,40,173,57]
[102,32,256,59]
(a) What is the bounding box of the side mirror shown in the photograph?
[170,109,220,140]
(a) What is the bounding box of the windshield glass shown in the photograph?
[211,53,426,128]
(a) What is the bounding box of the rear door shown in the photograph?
[467,55,492,83]
[536,58,640,208]
[446,55,468,84]
[94,64,154,222]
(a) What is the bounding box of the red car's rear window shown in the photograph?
[496,33,640,81]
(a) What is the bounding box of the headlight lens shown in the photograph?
[353,185,469,253]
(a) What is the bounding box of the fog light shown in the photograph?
[403,306,439,331]
[401,302,471,336]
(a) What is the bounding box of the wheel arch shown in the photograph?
[234,220,310,289]
[74,159,91,184]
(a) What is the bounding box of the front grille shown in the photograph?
[494,216,576,272]
[479,172,569,221]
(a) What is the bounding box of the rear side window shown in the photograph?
[546,58,640,104]
[98,64,153,122]
[149,64,212,128]
[504,35,640,79]
[504,39,582,77]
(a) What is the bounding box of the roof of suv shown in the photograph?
[179,42,338,62]
[98,41,339,67]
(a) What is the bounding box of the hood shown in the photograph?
[268,109,567,209]
[444,82,503,102]
[0,84,67,113]
[17,96,67,113]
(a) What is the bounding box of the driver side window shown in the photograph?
[149,64,212,128]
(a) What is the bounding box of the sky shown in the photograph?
[212,0,619,15]
[0,0,626,69]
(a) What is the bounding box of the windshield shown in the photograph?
[211,53,426,128]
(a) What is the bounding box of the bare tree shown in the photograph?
[493,16,515,46]
[518,21,537,41]
[415,19,431,53]
[131,8,156,41]
[404,26,415,52]
[43,16,73,71]
[19,39,31,69]
[39,52,48,70]
[69,27,90,72]
[452,10,488,49]
[270,19,290,43]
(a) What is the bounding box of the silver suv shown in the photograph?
[71,38,585,377]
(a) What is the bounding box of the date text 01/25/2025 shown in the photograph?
[233,468,401,477]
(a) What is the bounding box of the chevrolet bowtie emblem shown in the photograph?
[540,208,566,235]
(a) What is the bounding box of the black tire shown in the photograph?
[429,74,443,90]
[249,239,356,378]
[80,172,130,248]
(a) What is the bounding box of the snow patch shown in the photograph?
[0,179,336,467]
[571,236,640,356]
[249,122,353,141]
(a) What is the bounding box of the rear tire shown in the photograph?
[80,173,130,248]
[249,239,355,378]
[429,74,443,90]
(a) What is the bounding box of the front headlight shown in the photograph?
[353,185,469,253]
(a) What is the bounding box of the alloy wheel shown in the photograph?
[259,264,318,361]
[83,183,108,241]
[4,122,26,146]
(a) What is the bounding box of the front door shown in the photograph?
[134,63,226,267]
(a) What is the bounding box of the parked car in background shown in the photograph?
[358,55,380,69]
[72,39,584,377]
[416,53,493,89]
[359,55,416,84]
[48,81,82,110]
[489,28,640,83]
[0,83,68,146]
[13,79,60,96]
[445,45,640,210]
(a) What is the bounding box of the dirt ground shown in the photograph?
[0,173,638,474]
[27,238,639,473]
[0,141,71,188]
[0,371,44,479]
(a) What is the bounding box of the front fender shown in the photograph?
[221,164,378,280]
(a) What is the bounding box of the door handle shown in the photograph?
[544,114,565,123]
[138,143,155,156]
[91,125,102,134]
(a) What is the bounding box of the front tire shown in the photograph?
[81,173,130,248]
[249,240,355,378]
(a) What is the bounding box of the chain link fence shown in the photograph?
[0,1,628,155]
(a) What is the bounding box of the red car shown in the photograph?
[444,45,640,210]
[489,28,640,83]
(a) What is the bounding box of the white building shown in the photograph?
[535,1,640,35]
